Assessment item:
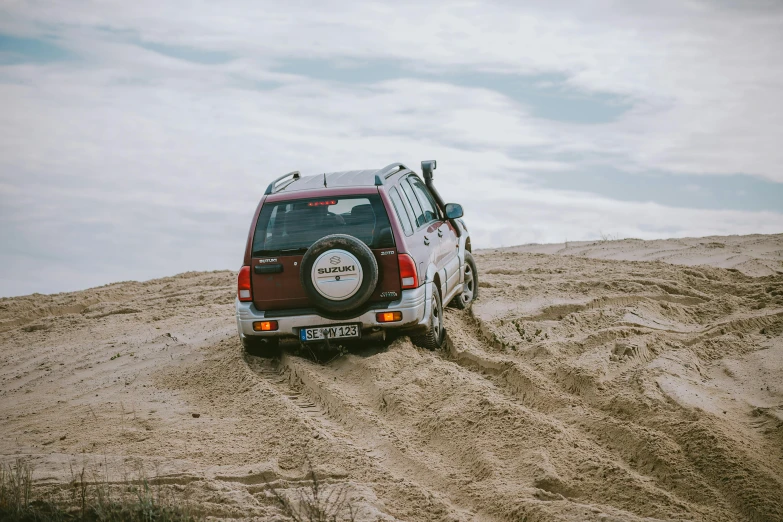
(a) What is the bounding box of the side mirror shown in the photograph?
[445,203,463,219]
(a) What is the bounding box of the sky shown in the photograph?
[0,0,782,297]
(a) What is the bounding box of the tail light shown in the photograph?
[398,254,419,289]
[238,266,252,301]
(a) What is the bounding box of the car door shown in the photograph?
[438,220,460,297]
[408,176,460,298]
[398,176,440,287]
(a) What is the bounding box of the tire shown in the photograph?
[452,251,478,311]
[242,336,281,358]
[411,286,445,350]
[300,234,379,314]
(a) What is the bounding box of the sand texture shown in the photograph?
[1,233,782,521]
[507,233,783,277]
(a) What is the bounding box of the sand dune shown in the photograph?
[1,234,782,521]
[505,233,783,277]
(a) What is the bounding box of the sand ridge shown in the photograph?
[1,234,782,520]
[505,233,783,277]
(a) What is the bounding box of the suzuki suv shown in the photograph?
[235,160,478,356]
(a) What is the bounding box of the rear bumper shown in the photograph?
[236,284,430,340]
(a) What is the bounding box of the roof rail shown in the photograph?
[374,163,408,185]
[264,171,300,195]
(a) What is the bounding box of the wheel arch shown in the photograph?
[423,261,443,297]
[432,271,443,298]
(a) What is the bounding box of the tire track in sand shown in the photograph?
[244,351,482,522]
[248,337,714,522]
[442,309,736,519]
[445,288,783,522]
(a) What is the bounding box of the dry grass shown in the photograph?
[0,458,200,522]
[267,459,357,522]
[598,231,621,242]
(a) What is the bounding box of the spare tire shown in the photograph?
[300,234,379,314]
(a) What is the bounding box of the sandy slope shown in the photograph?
[1,234,782,521]
[507,233,783,277]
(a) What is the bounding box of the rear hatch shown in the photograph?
[250,191,401,311]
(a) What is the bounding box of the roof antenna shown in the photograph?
[323,173,327,188]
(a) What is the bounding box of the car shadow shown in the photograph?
[277,337,390,364]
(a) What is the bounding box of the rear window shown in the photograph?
[252,194,394,256]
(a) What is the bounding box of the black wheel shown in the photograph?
[300,234,379,314]
[412,286,445,350]
[242,336,281,358]
[452,251,478,311]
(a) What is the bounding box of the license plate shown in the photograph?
[300,324,360,342]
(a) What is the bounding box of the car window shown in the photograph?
[409,177,439,224]
[252,194,394,255]
[389,187,413,236]
[400,179,425,227]
[395,182,418,228]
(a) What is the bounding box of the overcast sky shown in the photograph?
[1,0,782,297]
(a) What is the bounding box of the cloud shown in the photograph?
[3,0,782,177]
[0,0,781,296]
[460,179,783,248]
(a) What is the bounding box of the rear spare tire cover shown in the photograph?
[300,234,379,313]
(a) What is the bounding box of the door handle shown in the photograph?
[424,236,430,246]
